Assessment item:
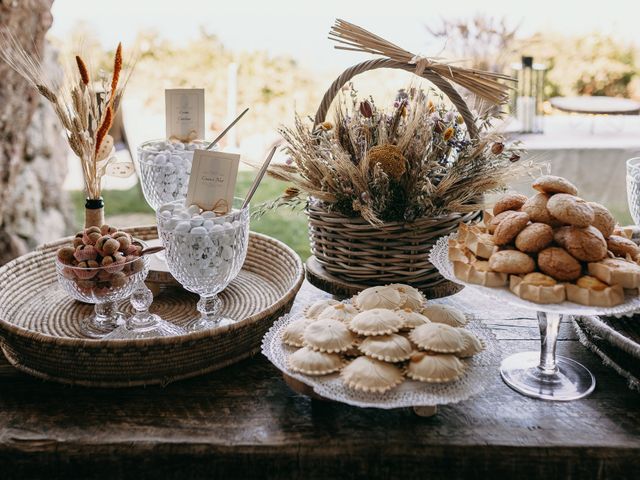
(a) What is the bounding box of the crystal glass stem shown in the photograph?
[537,311,560,375]
[198,294,221,320]
[499,310,596,401]
[80,301,119,338]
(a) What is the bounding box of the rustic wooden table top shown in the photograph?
[1,281,639,480]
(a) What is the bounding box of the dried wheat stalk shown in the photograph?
[0,29,133,199]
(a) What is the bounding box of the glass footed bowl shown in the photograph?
[157,198,250,331]
[137,139,214,211]
[55,253,149,338]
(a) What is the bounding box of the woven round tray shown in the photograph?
[0,226,304,387]
[306,56,482,292]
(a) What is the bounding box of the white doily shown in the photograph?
[262,295,502,409]
[429,234,640,317]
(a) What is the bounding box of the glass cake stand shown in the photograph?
[429,234,640,401]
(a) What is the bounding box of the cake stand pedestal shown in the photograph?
[500,311,595,401]
[429,233,640,402]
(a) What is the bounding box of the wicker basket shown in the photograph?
[0,226,304,387]
[307,58,482,292]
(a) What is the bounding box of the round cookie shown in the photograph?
[537,247,582,281]
[515,223,553,253]
[553,226,607,262]
[532,175,578,195]
[547,194,594,228]
[588,202,615,238]
[488,250,535,274]
[606,235,640,259]
[493,193,528,216]
[493,211,530,246]
[521,193,560,226]
[488,210,516,234]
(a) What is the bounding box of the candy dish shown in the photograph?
[55,246,148,338]
[157,198,250,331]
[136,139,211,211]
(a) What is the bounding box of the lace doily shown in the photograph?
[262,295,501,409]
[429,234,640,317]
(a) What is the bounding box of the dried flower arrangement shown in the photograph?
[270,87,529,224]
[0,31,133,227]
[264,20,534,225]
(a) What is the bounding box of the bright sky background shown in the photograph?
[50,0,640,73]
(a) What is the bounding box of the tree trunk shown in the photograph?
[0,0,73,265]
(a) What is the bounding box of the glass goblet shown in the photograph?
[55,254,149,338]
[137,139,212,211]
[157,198,250,331]
[626,157,640,226]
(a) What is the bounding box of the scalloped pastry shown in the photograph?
[304,299,340,319]
[421,304,468,327]
[456,329,485,358]
[406,352,465,383]
[281,317,314,347]
[353,285,403,310]
[397,308,430,329]
[349,308,404,336]
[288,347,343,375]
[387,284,425,310]
[303,318,356,353]
[359,334,413,362]
[409,323,466,353]
[340,356,404,393]
[317,303,359,323]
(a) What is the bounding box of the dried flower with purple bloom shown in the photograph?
[444,111,456,123]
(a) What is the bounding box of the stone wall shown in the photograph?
[0,0,73,265]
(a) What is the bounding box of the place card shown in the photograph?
[186,149,240,213]
[165,88,205,141]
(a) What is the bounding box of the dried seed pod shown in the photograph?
[74,244,98,262]
[75,261,98,279]
[112,232,131,251]
[57,246,76,265]
[102,238,121,256]
[100,224,118,236]
[82,228,102,245]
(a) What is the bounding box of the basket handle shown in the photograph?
[313,58,479,140]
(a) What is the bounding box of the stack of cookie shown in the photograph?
[451,175,640,306]
[281,284,484,394]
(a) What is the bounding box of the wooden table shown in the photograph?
[0,282,639,479]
